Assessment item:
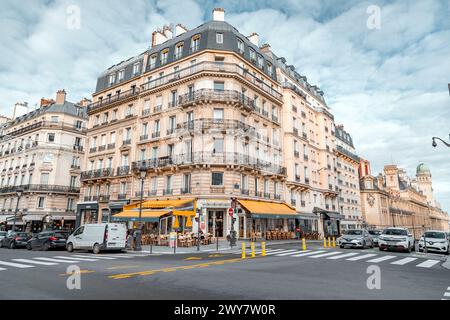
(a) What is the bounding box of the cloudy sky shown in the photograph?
[1,0,449,210]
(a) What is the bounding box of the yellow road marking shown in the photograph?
[208,254,223,258]
[107,265,137,270]
[109,257,259,280]
[59,270,95,276]
[184,257,202,260]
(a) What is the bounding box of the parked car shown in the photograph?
[418,230,449,255]
[66,223,127,254]
[338,229,373,249]
[0,232,31,249]
[378,227,415,252]
[368,230,382,247]
[0,231,7,242]
[26,230,69,251]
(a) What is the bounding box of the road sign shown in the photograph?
[228,207,234,217]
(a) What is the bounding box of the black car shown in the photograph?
[26,231,69,251]
[1,232,31,249]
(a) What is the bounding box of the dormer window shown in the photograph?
[237,38,244,54]
[108,74,116,86]
[216,32,223,44]
[174,43,183,60]
[160,49,169,65]
[191,35,200,52]
[267,62,273,77]
[257,55,264,69]
[249,49,256,62]
[149,55,157,69]
[118,69,125,81]
[132,62,140,76]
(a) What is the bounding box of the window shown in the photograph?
[174,43,183,59]
[166,175,172,190]
[213,108,224,120]
[75,120,83,129]
[169,116,176,131]
[183,173,191,191]
[151,147,158,160]
[216,32,223,44]
[149,55,157,69]
[191,35,200,52]
[257,55,264,69]
[102,112,108,123]
[70,176,77,188]
[110,132,116,144]
[249,49,256,62]
[112,109,118,120]
[67,198,75,211]
[51,116,58,123]
[160,49,169,64]
[120,182,127,194]
[132,62,140,75]
[140,149,146,161]
[211,172,223,186]
[47,133,55,143]
[213,138,223,154]
[37,197,45,208]
[109,74,116,86]
[151,177,157,193]
[142,123,148,135]
[267,62,273,76]
[121,154,129,166]
[213,81,224,92]
[156,95,162,109]
[237,38,244,54]
[118,69,125,81]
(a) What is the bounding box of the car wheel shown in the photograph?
[9,241,15,249]
[26,243,32,250]
[66,242,74,253]
[93,243,100,254]
[42,242,50,251]
[379,247,384,251]
[339,245,344,249]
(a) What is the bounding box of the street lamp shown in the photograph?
[432,134,450,148]
[12,188,24,232]
[134,167,147,251]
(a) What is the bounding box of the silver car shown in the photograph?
[0,231,6,242]
[418,230,449,254]
[368,230,382,247]
[338,229,374,249]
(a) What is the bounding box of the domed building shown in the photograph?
[412,163,434,206]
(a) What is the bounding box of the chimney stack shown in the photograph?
[56,89,66,105]
[40,98,54,107]
[175,24,188,36]
[212,8,225,21]
[163,25,173,39]
[248,32,259,46]
[151,29,168,47]
[78,97,91,107]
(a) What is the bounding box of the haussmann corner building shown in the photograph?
[0,90,87,232]
[76,8,351,240]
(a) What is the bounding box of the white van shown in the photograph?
[66,223,127,254]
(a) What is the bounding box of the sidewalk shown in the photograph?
[127,239,324,254]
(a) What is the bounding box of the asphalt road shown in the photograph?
[0,243,449,300]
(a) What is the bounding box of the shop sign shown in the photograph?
[197,199,231,208]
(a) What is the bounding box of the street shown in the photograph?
[1,242,449,300]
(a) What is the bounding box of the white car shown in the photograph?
[66,223,127,254]
[418,230,449,255]
[0,231,7,242]
[378,227,415,253]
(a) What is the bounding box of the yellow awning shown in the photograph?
[238,200,297,218]
[113,210,168,219]
[123,198,195,211]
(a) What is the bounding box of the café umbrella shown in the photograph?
[185,216,192,228]
[172,214,180,229]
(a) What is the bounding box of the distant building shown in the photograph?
[359,161,449,237]
[0,90,87,232]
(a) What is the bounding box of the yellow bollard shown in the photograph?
[328,237,331,248]
[261,242,266,256]
[302,238,307,251]
[251,242,255,258]
[241,242,246,259]
[332,237,336,248]
[323,237,327,247]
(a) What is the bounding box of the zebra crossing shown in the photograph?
[234,248,444,269]
[0,253,151,272]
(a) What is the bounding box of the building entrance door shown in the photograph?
[208,210,224,237]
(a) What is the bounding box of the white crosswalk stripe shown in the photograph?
[275,250,302,256]
[346,254,378,261]
[34,257,80,263]
[54,256,99,262]
[0,267,6,271]
[415,260,440,268]
[444,292,450,297]
[292,250,326,257]
[71,255,117,260]
[12,259,58,266]
[390,257,417,265]
[327,252,359,260]
[308,251,342,259]
[366,255,397,263]
[266,249,297,256]
[0,260,34,268]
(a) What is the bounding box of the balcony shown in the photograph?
[70,164,80,170]
[301,200,306,207]
[302,132,308,140]
[116,166,130,176]
[303,154,309,161]
[107,143,115,150]
[291,199,297,206]
[154,105,162,113]
[142,108,151,116]
[140,134,148,141]
[0,184,80,194]
[98,145,106,152]
[89,147,97,153]
[99,195,110,202]
[87,88,140,114]
[151,132,160,139]
[73,145,83,152]
[122,139,131,146]
[1,122,86,142]
[177,118,256,137]
[168,101,178,109]
[141,62,282,101]
[241,189,249,196]
[329,184,333,190]
[178,89,256,112]
[117,194,127,200]
[148,190,157,196]
[294,151,300,158]
[295,175,301,182]
[293,128,299,135]
[305,178,310,184]
[274,194,281,200]
[271,115,278,123]
[163,189,173,195]
[131,152,286,176]
[135,191,144,197]
[166,128,175,135]
[180,188,191,194]
[336,145,360,163]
